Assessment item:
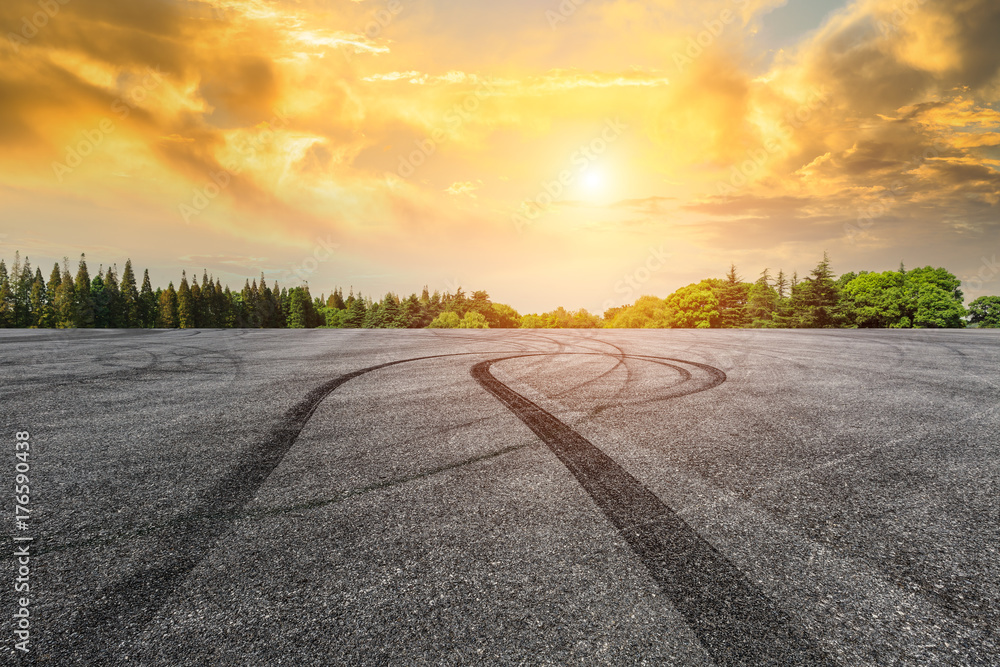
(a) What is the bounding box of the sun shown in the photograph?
[579,168,606,196]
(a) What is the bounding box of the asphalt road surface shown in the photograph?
[2,329,999,665]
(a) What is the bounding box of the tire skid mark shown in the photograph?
[66,347,821,666]
[63,350,530,662]
[472,354,835,667]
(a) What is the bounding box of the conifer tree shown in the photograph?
[74,254,95,327]
[343,294,367,328]
[139,269,156,328]
[158,282,178,328]
[45,263,62,328]
[718,263,750,328]
[287,287,310,328]
[12,254,34,327]
[177,271,194,328]
[0,261,11,327]
[796,252,846,328]
[29,271,47,328]
[214,278,227,327]
[91,270,109,327]
[54,261,76,328]
[104,265,122,327]
[746,269,780,327]
[120,260,140,327]
[775,270,789,300]
[190,275,202,328]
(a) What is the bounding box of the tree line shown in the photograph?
[0,252,997,330]
[602,254,998,329]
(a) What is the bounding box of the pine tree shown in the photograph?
[197,270,212,327]
[287,287,310,328]
[775,270,789,299]
[139,269,156,328]
[222,286,235,327]
[177,271,194,328]
[45,263,62,328]
[120,260,140,327]
[746,269,780,327]
[29,271,47,328]
[343,294,367,328]
[74,254,95,327]
[104,265,122,327]
[796,252,846,328]
[718,263,750,328]
[279,286,290,326]
[214,278,228,327]
[158,282,178,328]
[0,261,11,328]
[190,275,202,328]
[54,261,76,328]
[91,270,109,327]
[12,254,33,327]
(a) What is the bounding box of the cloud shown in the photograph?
[1,0,999,311]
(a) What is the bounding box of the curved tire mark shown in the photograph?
[472,354,835,667]
[67,348,827,666]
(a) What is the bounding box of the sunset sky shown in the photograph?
[2,0,998,312]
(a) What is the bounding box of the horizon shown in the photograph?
[2,0,999,313]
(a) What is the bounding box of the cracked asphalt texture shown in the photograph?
[2,328,998,665]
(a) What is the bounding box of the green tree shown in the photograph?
[54,262,76,328]
[795,253,846,328]
[287,287,311,328]
[11,253,33,327]
[968,296,1000,328]
[158,282,178,328]
[29,271,47,328]
[842,270,906,328]
[74,254,95,327]
[718,264,750,328]
[458,311,489,328]
[342,294,367,328]
[190,276,203,328]
[46,263,61,325]
[912,283,966,328]
[104,265,123,327]
[120,260,140,327]
[0,261,11,328]
[139,269,157,328]
[327,287,347,311]
[490,303,522,328]
[428,311,461,328]
[91,271,109,327]
[665,281,722,328]
[606,295,674,328]
[41,264,61,328]
[904,267,965,328]
[177,271,194,328]
[746,269,780,327]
